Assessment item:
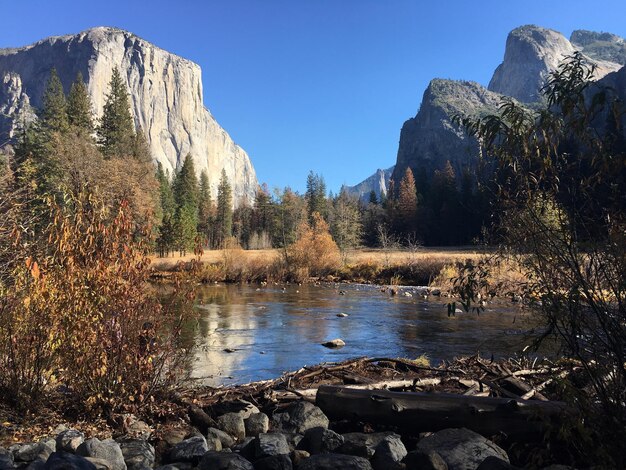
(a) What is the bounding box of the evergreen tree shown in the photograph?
[97,67,135,157]
[132,127,152,163]
[305,171,327,223]
[41,68,69,134]
[173,205,197,256]
[66,72,93,133]
[369,190,378,205]
[215,169,233,247]
[156,162,175,219]
[397,167,418,237]
[172,154,198,212]
[197,170,213,243]
[330,190,362,255]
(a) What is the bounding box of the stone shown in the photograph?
[44,452,97,470]
[0,27,258,206]
[296,453,372,470]
[321,339,345,348]
[76,439,126,470]
[283,434,303,452]
[24,460,46,470]
[404,450,448,470]
[167,436,208,465]
[299,427,343,454]
[476,456,520,469]
[207,427,236,449]
[290,450,310,466]
[189,405,217,434]
[121,415,152,440]
[338,432,399,459]
[255,433,290,458]
[232,437,256,461]
[336,313,349,318]
[271,402,329,434]
[198,452,253,470]
[244,413,269,437]
[416,428,509,470]
[217,413,246,440]
[118,439,155,470]
[56,430,85,453]
[254,454,292,470]
[14,441,55,463]
[371,434,407,470]
[155,465,194,470]
[0,449,14,470]
[160,428,188,448]
[84,458,115,470]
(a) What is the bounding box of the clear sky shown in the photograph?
[2,1,626,193]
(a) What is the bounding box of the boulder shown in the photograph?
[155,464,194,470]
[338,432,399,459]
[0,449,14,470]
[245,413,269,437]
[76,439,126,470]
[371,434,407,470]
[44,452,97,470]
[207,428,236,449]
[298,427,343,454]
[476,456,520,469]
[168,436,208,465]
[189,405,217,434]
[253,454,293,470]
[255,433,290,459]
[290,450,310,467]
[118,440,155,470]
[84,458,115,470]
[416,428,509,470]
[217,413,246,440]
[56,430,85,453]
[198,451,253,470]
[271,402,329,434]
[321,339,345,348]
[404,450,448,470]
[14,441,55,463]
[296,453,372,470]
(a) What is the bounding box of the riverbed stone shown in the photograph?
[85,458,115,470]
[476,456,520,469]
[296,453,373,470]
[254,454,292,470]
[256,433,290,458]
[217,413,246,440]
[189,405,217,434]
[299,427,343,454]
[291,450,310,466]
[245,413,269,437]
[416,428,509,470]
[56,430,85,453]
[119,439,155,470]
[404,450,448,470]
[271,402,329,434]
[207,427,236,449]
[0,448,14,470]
[168,436,208,465]
[213,400,260,420]
[77,439,126,470]
[321,339,345,348]
[198,451,253,470]
[338,432,399,459]
[371,434,407,470]
[14,441,55,463]
[155,464,194,470]
[44,451,97,470]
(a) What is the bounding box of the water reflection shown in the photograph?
[190,283,535,386]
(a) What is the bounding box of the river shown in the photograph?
[189,283,535,386]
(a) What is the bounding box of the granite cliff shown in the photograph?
[0,27,257,205]
[343,166,393,202]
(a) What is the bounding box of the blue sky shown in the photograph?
[2,1,626,193]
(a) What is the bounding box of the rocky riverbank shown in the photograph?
[0,356,583,469]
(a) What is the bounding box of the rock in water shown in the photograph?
[321,338,345,348]
[0,27,258,206]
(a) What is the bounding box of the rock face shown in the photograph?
[489,25,623,103]
[0,27,257,205]
[391,79,502,186]
[343,166,394,202]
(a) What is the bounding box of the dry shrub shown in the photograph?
[287,213,341,279]
[0,190,196,413]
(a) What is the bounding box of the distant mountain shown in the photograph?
[0,27,257,205]
[390,25,626,189]
[343,166,394,202]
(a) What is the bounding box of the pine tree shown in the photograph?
[156,162,175,219]
[132,127,152,163]
[41,68,69,134]
[369,190,378,205]
[173,205,197,256]
[66,72,93,133]
[397,167,418,236]
[216,169,233,247]
[197,170,213,242]
[305,171,327,223]
[98,67,135,157]
[172,154,198,212]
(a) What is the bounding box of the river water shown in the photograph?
[190,283,535,386]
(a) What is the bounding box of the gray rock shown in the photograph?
[198,451,253,470]
[255,433,290,458]
[119,440,155,470]
[0,27,258,206]
[14,441,55,463]
[188,405,217,434]
[321,339,345,348]
[416,428,509,470]
[207,428,236,449]
[76,439,126,470]
[84,458,115,470]
[371,434,407,470]
[0,449,14,470]
[217,413,246,440]
[155,464,194,470]
[254,454,292,470]
[404,450,448,470]
[244,413,269,437]
[44,452,97,470]
[338,432,399,459]
[160,428,188,448]
[283,434,303,452]
[343,167,393,203]
[24,460,46,470]
[56,430,85,453]
[299,427,343,454]
[168,436,208,465]
[271,402,329,434]
[290,450,310,467]
[296,453,372,470]
[476,456,520,469]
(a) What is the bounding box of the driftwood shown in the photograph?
[316,385,568,439]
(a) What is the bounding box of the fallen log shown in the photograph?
[316,385,568,439]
